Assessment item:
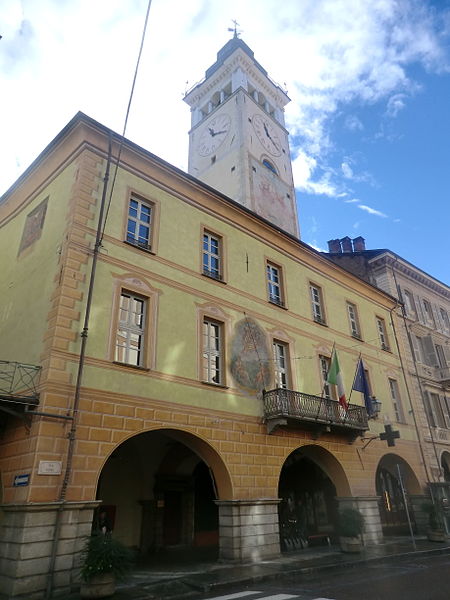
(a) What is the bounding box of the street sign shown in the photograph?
[38,461,62,475]
[13,474,30,487]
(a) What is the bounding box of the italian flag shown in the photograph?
[327,349,348,411]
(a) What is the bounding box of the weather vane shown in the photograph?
[228,19,242,38]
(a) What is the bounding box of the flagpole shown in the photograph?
[316,342,335,421]
[347,352,362,406]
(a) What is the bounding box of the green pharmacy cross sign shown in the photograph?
[361,423,401,450]
[379,424,400,447]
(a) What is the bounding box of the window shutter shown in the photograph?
[422,335,438,367]
[423,391,436,427]
[410,335,421,363]
[415,294,426,324]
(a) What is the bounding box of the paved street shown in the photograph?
[193,554,450,600]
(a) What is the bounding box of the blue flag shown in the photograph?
[353,358,373,416]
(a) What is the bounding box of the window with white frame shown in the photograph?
[202,318,223,384]
[115,292,146,366]
[203,231,222,280]
[388,378,405,422]
[310,284,326,324]
[267,262,284,306]
[376,317,389,351]
[273,341,290,389]
[347,302,361,339]
[126,195,153,250]
[319,355,336,400]
[422,299,435,328]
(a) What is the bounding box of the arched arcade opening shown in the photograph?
[278,445,351,550]
[376,453,421,536]
[95,428,232,556]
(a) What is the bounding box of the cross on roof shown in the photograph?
[228,19,242,38]
[379,424,400,447]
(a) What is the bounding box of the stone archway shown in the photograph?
[95,428,232,555]
[375,453,421,536]
[278,445,351,550]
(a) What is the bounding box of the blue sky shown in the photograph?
[1,0,450,283]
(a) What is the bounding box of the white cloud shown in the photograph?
[345,115,364,131]
[345,198,360,203]
[358,204,388,218]
[386,93,408,117]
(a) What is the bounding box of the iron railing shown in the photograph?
[263,388,368,431]
[0,361,41,403]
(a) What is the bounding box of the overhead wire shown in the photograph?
[100,0,153,244]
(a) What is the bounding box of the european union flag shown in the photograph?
[353,358,373,416]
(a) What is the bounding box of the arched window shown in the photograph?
[262,159,277,175]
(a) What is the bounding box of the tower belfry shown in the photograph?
[184,35,300,238]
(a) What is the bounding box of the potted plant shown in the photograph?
[80,533,133,599]
[421,501,448,542]
[338,507,364,553]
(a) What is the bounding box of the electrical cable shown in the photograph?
[100,0,153,244]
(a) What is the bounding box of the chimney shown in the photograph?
[327,239,342,253]
[340,236,353,253]
[353,236,366,252]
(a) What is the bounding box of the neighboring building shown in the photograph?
[325,237,450,506]
[0,38,427,599]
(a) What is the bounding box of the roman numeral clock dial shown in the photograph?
[252,113,282,157]
[197,114,231,156]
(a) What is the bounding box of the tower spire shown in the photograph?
[228,19,241,39]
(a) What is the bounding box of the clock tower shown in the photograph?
[184,34,299,238]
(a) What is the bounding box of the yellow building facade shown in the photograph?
[0,112,428,599]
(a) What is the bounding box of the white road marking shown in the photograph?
[204,593,262,600]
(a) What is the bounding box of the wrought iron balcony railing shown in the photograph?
[0,361,41,404]
[263,388,368,438]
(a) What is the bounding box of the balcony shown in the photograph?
[0,361,41,422]
[437,366,450,387]
[263,388,369,440]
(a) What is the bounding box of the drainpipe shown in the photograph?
[45,134,113,599]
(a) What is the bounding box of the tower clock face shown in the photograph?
[252,113,282,157]
[197,114,231,156]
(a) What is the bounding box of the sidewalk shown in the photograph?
[67,536,450,600]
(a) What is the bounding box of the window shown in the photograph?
[435,344,447,369]
[440,308,450,332]
[347,302,361,339]
[319,355,336,400]
[203,231,222,280]
[310,284,326,324]
[422,299,435,328]
[403,290,416,318]
[273,341,290,389]
[267,262,284,307]
[126,195,153,250]
[429,392,446,428]
[388,378,405,422]
[202,318,223,384]
[413,335,425,363]
[262,159,277,174]
[376,317,389,351]
[115,292,146,366]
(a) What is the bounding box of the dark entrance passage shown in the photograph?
[278,451,338,551]
[96,429,220,556]
[376,455,419,536]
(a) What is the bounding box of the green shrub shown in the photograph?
[80,533,133,582]
[338,508,364,537]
